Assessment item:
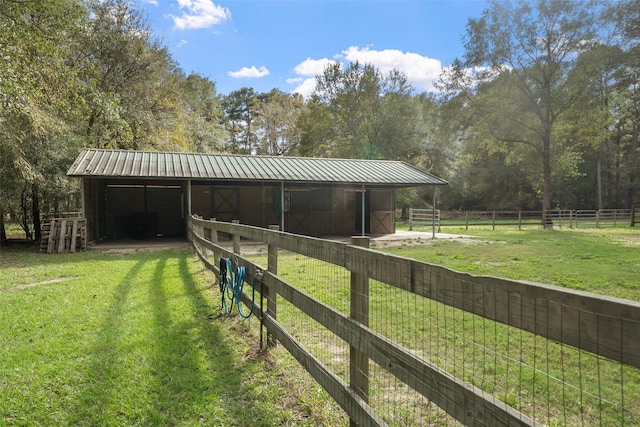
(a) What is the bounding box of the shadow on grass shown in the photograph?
[67,249,277,425]
[67,257,149,425]
[177,254,278,425]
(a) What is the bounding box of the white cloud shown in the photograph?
[170,0,230,30]
[293,58,336,77]
[142,0,159,5]
[228,66,270,78]
[289,46,445,97]
[290,58,339,98]
[340,46,442,92]
[177,39,188,48]
[292,78,318,98]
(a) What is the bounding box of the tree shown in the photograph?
[168,74,228,153]
[0,0,87,241]
[300,61,419,160]
[254,89,306,156]
[80,0,186,151]
[448,0,605,212]
[222,88,259,154]
[610,0,640,208]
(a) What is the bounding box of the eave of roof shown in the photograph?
[67,149,448,187]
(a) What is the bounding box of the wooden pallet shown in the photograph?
[40,218,87,253]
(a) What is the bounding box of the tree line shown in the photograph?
[1,0,638,241]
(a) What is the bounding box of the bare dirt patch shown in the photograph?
[1,277,73,293]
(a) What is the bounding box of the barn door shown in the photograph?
[212,187,239,221]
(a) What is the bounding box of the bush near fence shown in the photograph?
[190,216,640,427]
[408,209,636,231]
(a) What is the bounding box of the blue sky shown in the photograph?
[136,0,489,97]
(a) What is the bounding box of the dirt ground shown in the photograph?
[87,230,471,254]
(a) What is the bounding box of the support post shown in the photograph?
[281,182,285,232]
[81,179,86,219]
[232,219,241,254]
[361,184,366,237]
[432,191,436,239]
[266,225,279,348]
[350,236,370,427]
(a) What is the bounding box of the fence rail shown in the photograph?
[408,209,636,231]
[189,216,640,426]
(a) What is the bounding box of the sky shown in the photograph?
[135,0,489,97]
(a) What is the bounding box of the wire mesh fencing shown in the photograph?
[190,217,640,426]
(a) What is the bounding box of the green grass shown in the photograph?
[246,228,640,425]
[0,246,344,426]
[383,227,640,301]
[3,227,639,426]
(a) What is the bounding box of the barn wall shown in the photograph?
[81,178,398,242]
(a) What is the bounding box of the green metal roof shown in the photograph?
[67,149,448,187]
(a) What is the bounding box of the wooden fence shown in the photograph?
[408,209,637,231]
[189,216,640,426]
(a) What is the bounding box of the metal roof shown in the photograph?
[67,149,448,187]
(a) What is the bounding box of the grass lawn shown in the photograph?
[381,226,640,301]
[2,227,639,426]
[0,245,344,426]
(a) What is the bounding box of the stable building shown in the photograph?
[66,149,448,241]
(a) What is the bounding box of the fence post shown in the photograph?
[350,236,370,427]
[206,218,217,264]
[596,210,600,228]
[232,219,241,254]
[210,218,218,244]
[492,211,496,230]
[266,225,279,348]
[409,208,413,230]
[570,210,574,229]
[632,206,636,227]
[465,211,469,231]
[518,210,521,230]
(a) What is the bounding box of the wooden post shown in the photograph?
[596,210,600,228]
[210,218,218,243]
[465,211,469,230]
[408,207,413,230]
[266,225,279,348]
[518,210,522,230]
[350,236,370,427]
[570,210,574,229]
[57,219,67,253]
[232,219,241,255]
[492,211,496,230]
[70,219,78,253]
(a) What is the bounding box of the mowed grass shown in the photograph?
[380,227,640,301]
[0,246,343,426]
[248,227,640,425]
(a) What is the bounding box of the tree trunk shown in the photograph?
[542,134,552,212]
[0,209,5,245]
[32,184,41,243]
[596,152,603,211]
[627,120,638,208]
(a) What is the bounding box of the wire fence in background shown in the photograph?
[408,209,637,231]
